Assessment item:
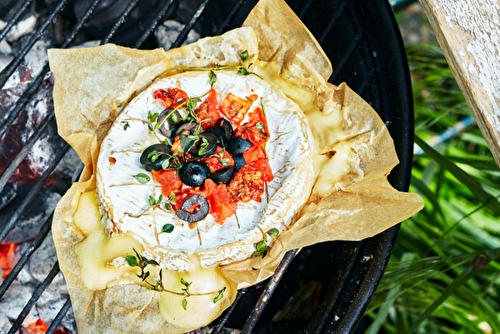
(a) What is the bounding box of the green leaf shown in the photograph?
[133,173,150,184]
[146,259,159,266]
[182,298,187,310]
[209,70,216,87]
[172,113,178,123]
[154,122,160,130]
[262,249,267,259]
[255,122,264,129]
[160,224,175,234]
[161,159,170,170]
[238,67,249,76]
[251,251,262,258]
[220,158,230,167]
[254,240,267,252]
[121,121,130,130]
[180,278,191,288]
[125,255,138,267]
[149,195,156,206]
[266,228,280,237]
[165,202,173,211]
[180,134,199,152]
[213,289,224,303]
[198,137,210,156]
[143,271,150,281]
[241,50,249,61]
[176,97,184,104]
[168,192,176,202]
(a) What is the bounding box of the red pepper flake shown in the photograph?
[108,157,116,164]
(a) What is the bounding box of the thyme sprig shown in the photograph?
[126,248,226,310]
[251,228,280,258]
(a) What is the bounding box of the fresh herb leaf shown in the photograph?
[160,224,175,234]
[158,194,164,203]
[255,240,267,252]
[209,70,216,87]
[220,158,230,167]
[148,150,161,162]
[256,122,265,129]
[148,111,158,123]
[168,192,176,202]
[198,137,210,156]
[267,228,280,237]
[149,195,156,206]
[133,173,150,184]
[172,113,178,123]
[162,159,170,170]
[126,255,139,267]
[182,298,187,310]
[238,191,244,197]
[251,251,262,258]
[238,67,250,76]
[262,249,268,259]
[165,202,173,211]
[181,278,191,288]
[213,289,224,303]
[248,62,253,69]
[121,121,130,130]
[142,271,150,281]
[146,259,159,266]
[176,97,185,104]
[180,134,199,152]
[241,50,249,61]
[202,118,212,123]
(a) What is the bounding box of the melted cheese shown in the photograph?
[96,71,314,270]
[73,190,236,328]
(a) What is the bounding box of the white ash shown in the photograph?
[154,20,201,50]
[0,283,39,322]
[4,16,37,43]
[29,232,62,283]
[0,313,10,334]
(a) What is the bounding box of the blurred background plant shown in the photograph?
[363,2,500,333]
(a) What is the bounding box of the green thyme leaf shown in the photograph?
[160,224,175,234]
[182,298,187,310]
[202,118,212,123]
[241,50,249,61]
[209,70,216,87]
[172,113,178,123]
[262,249,268,259]
[154,122,160,130]
[267,228,280,237]
[256,122,265,129]
[162,159,170,170]
[125,255,139,267]
[168,192,176,202]
[121,121,130,130]
[220,158,230,167]
[251,251,262,258]
[180,134,199,152]
[248,62,253,69]
[176,97,185,104]
[165,203,173,211]
[143,271,150,281]
[198,137,210,156]
[146,259,159,266]
[149,195,156,206]
[255,240,267,252]
[151,277,160,284]
[213,289,224,303]
[238,67,249,76]
[180,278,191,288]
[133,173,150,184]
[158,194,163,203]
[238,192,244,197]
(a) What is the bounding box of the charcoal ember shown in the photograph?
[29,232,61,282]
[73,0,165,46]
[154,20,201,51]
[0,282,39,322]
[0,186,61,244]
[0,313,10,333]
[0,183,16,211]
[35,281,76,333]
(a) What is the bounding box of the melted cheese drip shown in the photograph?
[73,191,236,327]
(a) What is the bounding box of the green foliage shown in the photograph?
[365,41,500,333]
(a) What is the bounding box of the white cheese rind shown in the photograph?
[96,71,313,270]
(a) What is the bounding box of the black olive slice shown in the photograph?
[174,122,200,137]
[233,153,246,171]
[179,161,210,187]
[157,108,181,137]
[175,195,209,222]
[204,127,228,148]
[228,137,253,155]
[188,133,218,158]
[211,166,236,185]
[140,144,173,171]
[215,118,233,141]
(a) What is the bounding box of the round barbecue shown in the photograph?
[0,0,412,333]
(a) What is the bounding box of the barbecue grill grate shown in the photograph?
[0,0,413,333]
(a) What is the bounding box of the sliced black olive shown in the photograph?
[204,127,228,148]
[233,153,246,171]
[175,195,209,222]
[171,121,200,142]
[215,118,233,141]
[211,166,236,185]
[228,137,253,155]
[188,133,217,158]
[179,161,210,187]
[157,108,181,137]
[140,144,173,171]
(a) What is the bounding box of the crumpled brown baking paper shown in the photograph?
[50,0,423,332]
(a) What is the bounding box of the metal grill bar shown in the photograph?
[318,0,348,45]
[0,142,70,243]
[0,212,53,299]
[46,297,72,334]
[212,290,244,334]
[171,0,212,49]
[0,0,69,90]
[7,262,60,334]
[241,249,300,333]
[329,28,364,84]
[101,0,141,44]
[0,0,103,140]
[214,0,246,36]
[133,0,176,49]
[0,0,36,42]
[298,0,316,19]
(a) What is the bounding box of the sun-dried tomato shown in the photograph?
[219,93,258,126]
[229,165,265,203]
[153,88,189,109]
[196,89,220,130]
[200,147,234,173]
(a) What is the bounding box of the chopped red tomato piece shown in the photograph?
[152,170,182,198]
[196,89,221,130]
[234,107,269,145]
[153,88,189,109]
[229,165,265,203]
[249,158,273,182]
[241,127,269,146]
[219,93,258,126]
[242,145,266,164]
[209,183,237,224]
[200,147,234,173]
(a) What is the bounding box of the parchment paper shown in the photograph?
[50,0,423,332]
